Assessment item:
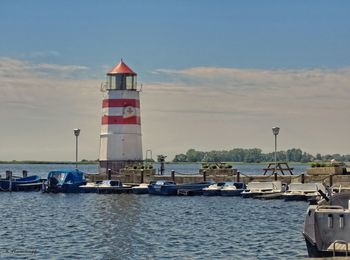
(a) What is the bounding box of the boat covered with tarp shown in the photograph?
[43,169,86,193]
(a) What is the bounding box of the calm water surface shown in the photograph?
[0,164,310,259]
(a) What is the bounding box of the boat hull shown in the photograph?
[0,176,42,192]
[132,187,149,194]
[202,189,221,196]
[220,189,244,196]
[46,183,85,193]
[148,185,178,195]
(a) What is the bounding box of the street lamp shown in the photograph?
[73,128,81,169]
[272,127,280,173]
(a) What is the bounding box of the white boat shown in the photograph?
[241,181,286,199]
[97,180,132,194]
[220,182,246,196]
[283,182,326,201]
[79,180,131,194]
[202,182,226,196]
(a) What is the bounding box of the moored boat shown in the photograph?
[43,169,86,193]
[97,180,132,194]
[303,191,350,257]
[283,182,326,202]
[241,181,285,199]
[220,182,246,196]
[202,182,226,196]
[148,180,177,195]
[79,181,103,193]
[0,175,42,192]
[132,183,153,194]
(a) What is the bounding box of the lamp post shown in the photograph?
[272,127,280,173]
[74,128,80,169]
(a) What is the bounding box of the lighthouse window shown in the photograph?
[126,76,135,90]
[108,76,116,89]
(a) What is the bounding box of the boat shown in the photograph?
[148,180,177,195]
[241,181,285,199]
[202,182,226,196]
[220,182,246,196]
[97,180,132,194]
[303,191,350,257]
[132,182,154,194]
[79,181,103,193]
[177,181,214,196]
[0,175,42,192]
[283,182,326,201]
[43,169,86,193]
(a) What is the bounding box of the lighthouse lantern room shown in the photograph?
[99,59,143,173]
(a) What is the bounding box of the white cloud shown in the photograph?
[0,58,349,161]
[142,66,350,157]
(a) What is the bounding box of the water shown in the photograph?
[0,164,310,259]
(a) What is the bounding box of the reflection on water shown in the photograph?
[0,192,309,259]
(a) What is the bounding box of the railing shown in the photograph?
[332,240,349,256]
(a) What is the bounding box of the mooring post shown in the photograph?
[8,171,12,192]
[22,170,28,178]
[329,174,333,187]
[203,170,206,182]
[237,171,240,182]
[274,172,278,181]
[140,169,144,183]
[171,170,175,182]
[107,169,112,180]
[301,173,305,184]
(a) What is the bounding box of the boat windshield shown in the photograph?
[50,172,66,183]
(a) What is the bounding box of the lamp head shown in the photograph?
[74,128,81,136]
[272,127,280,136]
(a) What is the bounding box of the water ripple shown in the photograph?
[0,191,309,259]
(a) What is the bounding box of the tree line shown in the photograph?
[172,148,350,163]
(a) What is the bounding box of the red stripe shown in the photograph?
[102,99,140,108]
[101,116,141,125]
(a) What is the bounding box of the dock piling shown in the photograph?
[107,169,112,180]
[236,172,240,182]
[274,172,278,181]
[329,174,333,187]
[171,170,175,182]
[140,169,144,183]
[301,173,305,183]
[203,170,207,182]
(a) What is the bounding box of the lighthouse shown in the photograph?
[99,59,143,173]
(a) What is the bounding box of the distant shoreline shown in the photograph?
[0,160,311,165]
[0,161,98,165]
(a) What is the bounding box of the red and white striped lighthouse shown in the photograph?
[99,59,143,172]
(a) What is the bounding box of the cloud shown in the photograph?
[141,66,350,157]
[0,57,101,160]
[0,57,349,160]
[0,57,89,79]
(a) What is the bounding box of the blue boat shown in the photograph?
[220,182,246,196]
[43,169,86,193]
[0,175,42,192]
[148,180,177,195]
[177,181,214,196]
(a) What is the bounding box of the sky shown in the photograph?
[0,0,349,161]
